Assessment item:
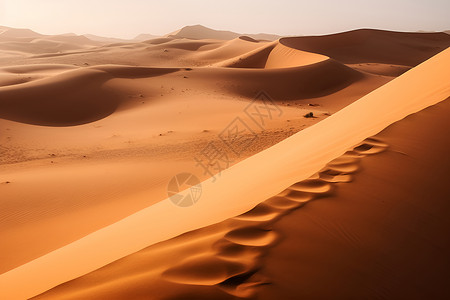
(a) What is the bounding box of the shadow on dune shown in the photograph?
[219,59,365,100]
[0,66,179,126]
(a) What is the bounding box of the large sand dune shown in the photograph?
[280,29,450,66]
[0,25,449,299]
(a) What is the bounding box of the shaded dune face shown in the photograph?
[0,66,178,126]
[0,69,116,126]
[215,60,364,100]
[279,29,450,66]
[0,57,361,126]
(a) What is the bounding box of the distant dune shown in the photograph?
[133,33,160,41]
[0,26,104,56]
[2,45,448,300]
[0,26,159,48]
[83,34,135,44]
[0,26,42,39]
[167,24,281,41]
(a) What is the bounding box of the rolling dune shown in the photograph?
[0,68,118,125]
[259,99,450,300]
[1,41,448,300]
[1,25,449,300]
[29,50,450,300]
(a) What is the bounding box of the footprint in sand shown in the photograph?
[353,138,389,155]
[233,203,282,222]
[264,196,302,209]
[162,137,390,298]
[289,179,332,194]
[225,227,279,247]
[162,255,251,286]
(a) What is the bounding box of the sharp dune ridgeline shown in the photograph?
[0,24,449,300]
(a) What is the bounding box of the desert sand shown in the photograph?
[0,25,449,299]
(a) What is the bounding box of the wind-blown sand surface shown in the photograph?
[0,26,449,299]
[34,99,450,300]
[258,98,450,300]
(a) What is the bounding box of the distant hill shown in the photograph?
[0,25,101,47]
[46,34,101,46]
[167,25,281,41]
[247,33,283,41]
[133,33,160,41]
[83,34,135,44]
[0,26,42,39]
[84,33,160,44]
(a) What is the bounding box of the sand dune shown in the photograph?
[31,137,389,300]
[191,37,265,61]
[1,25,449,299]
[0,28,102,58]
[211,60,363,100]
[280,29,450,66]
[1,28,445,73]
[0,29,442,278]
[0,61,352,125]
[0,61,320,274]
[259,99,450,300]
[0,26,43,40]
[215,42,277,68]
[1,42,448,300]
[133,33,160,41]
[264,42,328,68]
[0,67,118,125]
[44,35,101,47]
[83,34,133,44]
[167,24,281,41]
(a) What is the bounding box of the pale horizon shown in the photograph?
[1,0,449,39]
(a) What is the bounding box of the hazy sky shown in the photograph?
[0,0,449,38]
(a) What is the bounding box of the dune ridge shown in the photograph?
[258,99,450,299]
[264,42,328,69]
[279,29,450,66]
[0,42,449,300]
[31,101,450,299]
[31,137,387,299]
[159,138,386,299]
